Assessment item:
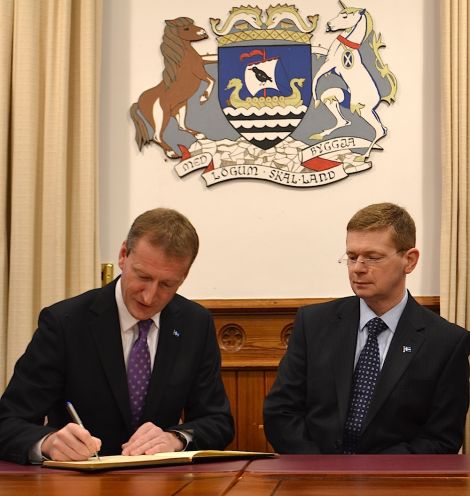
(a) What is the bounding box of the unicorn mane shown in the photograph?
[342,7,373,40]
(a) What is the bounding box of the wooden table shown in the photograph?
[0,459,249,496]
[232,455,470,495]
[2,455,470,495]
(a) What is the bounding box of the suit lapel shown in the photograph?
[362,295,425,431]
[89,280,133,430]
[142,297,182,422]
[333,298,361,427]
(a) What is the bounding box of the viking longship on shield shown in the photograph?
[214,5,317,150]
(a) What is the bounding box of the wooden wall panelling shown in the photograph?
[222,369,277,452]
[264,370,278,452]
[221,371,238,450]
[236,371,266,451]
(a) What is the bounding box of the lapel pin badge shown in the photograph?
[402,346,412,353]
[173,329,181,338]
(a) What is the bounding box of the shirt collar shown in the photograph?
[115,278,161,332]
[359,290,408,334]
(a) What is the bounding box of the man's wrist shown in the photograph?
[168,430,190,451]
[29,433,54,463]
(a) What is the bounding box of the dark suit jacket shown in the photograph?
[264,294,470,454]
[0,280,234,464]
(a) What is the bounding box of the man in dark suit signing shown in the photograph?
[264,202,470,454]
[0,208,233,463]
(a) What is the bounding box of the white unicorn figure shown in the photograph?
[311,1,397,161]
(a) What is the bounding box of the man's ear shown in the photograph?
[118,241,127,270]
[404,248,419,274]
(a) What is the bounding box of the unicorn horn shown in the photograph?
[339,0,347,8]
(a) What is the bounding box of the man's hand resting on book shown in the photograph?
[41,423,102,461]
[121,422,183,455]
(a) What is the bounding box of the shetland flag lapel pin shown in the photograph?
[173,329,181,338]
[402,345,412,353]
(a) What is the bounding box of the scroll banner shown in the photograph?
[174,137,374,187]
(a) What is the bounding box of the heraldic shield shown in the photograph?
[218,43,312,150]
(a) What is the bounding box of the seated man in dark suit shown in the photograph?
[264,202,470,454]
[0,208,234,463]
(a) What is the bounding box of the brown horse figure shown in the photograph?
[130,17,214,158]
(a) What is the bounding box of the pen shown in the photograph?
[65,401,100,460]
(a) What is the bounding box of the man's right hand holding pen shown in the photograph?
[41,423,102,461]
[40,401,101,461]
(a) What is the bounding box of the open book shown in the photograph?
[43,450,276,471]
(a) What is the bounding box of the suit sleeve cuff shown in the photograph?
[29,433,53,464]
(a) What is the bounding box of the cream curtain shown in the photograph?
[0,0,102,389]
[440,0,470,452]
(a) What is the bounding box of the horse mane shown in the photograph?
[161,17,194,89]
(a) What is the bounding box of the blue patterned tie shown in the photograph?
[343,317,388,453]
[127,319,152,430]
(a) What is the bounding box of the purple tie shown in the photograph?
[127,319,152,430]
